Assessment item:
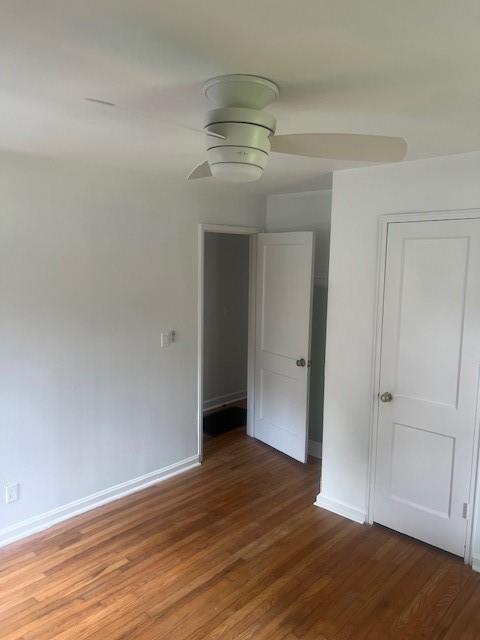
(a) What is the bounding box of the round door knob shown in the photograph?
[380,391,393,403]
[296,358,306,367]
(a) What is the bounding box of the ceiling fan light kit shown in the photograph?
[205,106,276,182]
[201,76,278,182]
[187,74,407,182]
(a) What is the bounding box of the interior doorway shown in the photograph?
[197,224,258,461]
[197,224,316,464]
[202,231,250,454]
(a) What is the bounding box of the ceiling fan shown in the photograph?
[187,74,407,182]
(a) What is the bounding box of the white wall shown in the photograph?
[0,152,265,541]
[203,233,249,409]
[266,189,332,444]
[266,190,332,280]
[319,151,480,528]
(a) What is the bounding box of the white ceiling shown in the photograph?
[1,0,479,193]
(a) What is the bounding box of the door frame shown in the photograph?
[367,208,480,566]
[197,223,261,462]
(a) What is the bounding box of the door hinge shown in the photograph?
[462,502,469,519]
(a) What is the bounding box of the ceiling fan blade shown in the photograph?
[270,133,407,162]
[188,161,212,180]
[205,130,226,140]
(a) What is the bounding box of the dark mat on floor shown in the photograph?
[203,406,247,436]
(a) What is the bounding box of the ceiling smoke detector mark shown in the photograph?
[84,97,116,107]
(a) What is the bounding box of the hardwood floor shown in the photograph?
[2,428,480,639]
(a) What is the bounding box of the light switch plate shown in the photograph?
[5,482,19,504]
[160,330,176,348]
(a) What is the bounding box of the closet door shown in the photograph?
[374,218,480,556]
[254,232,314,463]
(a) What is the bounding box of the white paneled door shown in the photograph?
[254,232,314,462]
[374,218,480,556]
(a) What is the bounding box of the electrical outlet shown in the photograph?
[5,482,19,504]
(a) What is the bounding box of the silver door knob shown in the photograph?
[380,392,393,403]
[296,358,306,367]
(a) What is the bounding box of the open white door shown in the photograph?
[374,218,480,556]
[254,232,314,462]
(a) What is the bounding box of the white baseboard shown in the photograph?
[308,439,322,459]
[472,553,480,573]
[314,493,366,524]
[0,455,200,549]
[203,391,246,412]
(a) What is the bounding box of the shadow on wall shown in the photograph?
[309,280,328,442]
[203,233,250,411]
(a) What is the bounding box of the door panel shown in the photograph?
[374,218,480,556]
[394,236,469,406]
[254,232,314,462]
[260,242,309,358]
[390,423,455,518]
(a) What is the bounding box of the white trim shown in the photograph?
[377,207,480,224]
[367,207,480,566]
[203,391,247,412]
[465,367,480,566]
[197,224,205,462]
[197,224,260,459]
[308,439,322,459]
[366,215,389,525]
[472,553,480,573]
[247,234,257,437]
[198,224,258,235]
[314,493,366,524]
[0,455,200,548]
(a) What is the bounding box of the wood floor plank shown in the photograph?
[1,427,480,639]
